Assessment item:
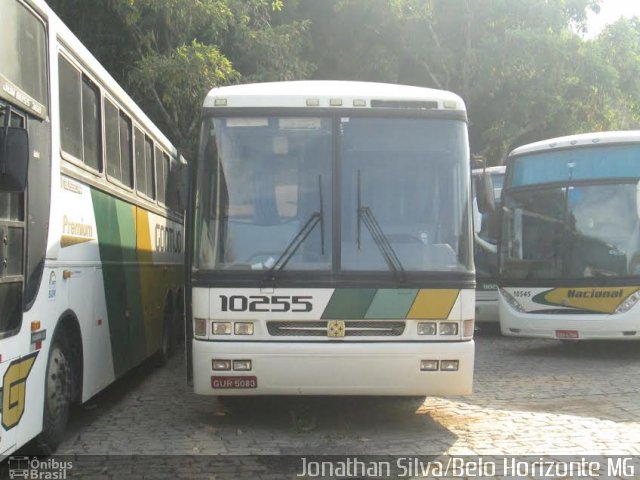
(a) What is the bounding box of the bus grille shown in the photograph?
[267,321,406,337]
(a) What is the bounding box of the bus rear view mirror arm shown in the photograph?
[476,170,495,214]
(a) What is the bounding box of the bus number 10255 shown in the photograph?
[219,295,313,313]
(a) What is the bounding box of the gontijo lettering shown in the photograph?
[155,224,183,254]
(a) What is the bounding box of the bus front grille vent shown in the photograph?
[267,321,405,337]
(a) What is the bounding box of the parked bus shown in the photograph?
[187,81,475,396]
[498,131,640,340]
[472,166,505,322]
[0,0,185,455]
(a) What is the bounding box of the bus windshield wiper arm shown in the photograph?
[356,170,405,276]
[265,176,325,281]
[264,212,322,281]
[358,206,405,275]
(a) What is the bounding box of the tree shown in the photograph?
[48,0,311,155]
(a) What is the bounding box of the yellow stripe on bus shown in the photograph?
[407,289,459,319]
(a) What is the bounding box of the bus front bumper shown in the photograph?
[192,339,474,396]
[499,299,640,340]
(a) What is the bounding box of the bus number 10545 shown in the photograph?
[219,295,313,313]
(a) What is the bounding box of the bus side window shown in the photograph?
[155,146,165,205]
[144,136,155,199]
[134,126,146,195]
[58,55,83,161]
[104,98,121,181]
[119,113,133,188]
[81,77,102,171]
[58,54,102,172]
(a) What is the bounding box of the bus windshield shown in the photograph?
[195,116,471,274]
[501,147,640,280]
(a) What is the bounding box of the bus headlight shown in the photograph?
[500,288,526,313]
[440,360,459,371]
[420,360,439,371]
[212,322,232,335]
[234,322,254,335]
[438,322,459,335]
[194,318,207,337]
[615,291,640,314]
[233,360,252,371]
[417,322,437,335]
[212,359,231,370]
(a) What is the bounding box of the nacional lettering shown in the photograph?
[567,289,624,299]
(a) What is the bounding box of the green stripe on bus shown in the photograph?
[91,189,145,377]
[321,288,377,319]
[364,289,419,319]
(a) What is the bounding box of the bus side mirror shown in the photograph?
[168,153,189,211]
[475,171,495,214]
[0,127,29,192]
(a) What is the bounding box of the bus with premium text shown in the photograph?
[187,81,475,396]
[0,0,185,455]
[498,131,640,341]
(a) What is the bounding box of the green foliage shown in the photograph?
[128,41,239,154]
[47,0,640,163]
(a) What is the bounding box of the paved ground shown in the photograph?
[17,326,640,478]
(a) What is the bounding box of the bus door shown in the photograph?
[0,103,27,454]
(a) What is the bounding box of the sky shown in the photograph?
[586,0,640,37]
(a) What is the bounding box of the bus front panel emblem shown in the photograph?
[327,320,346,338]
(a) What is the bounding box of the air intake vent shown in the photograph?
[370,100,438,110]
[267,320,405,337]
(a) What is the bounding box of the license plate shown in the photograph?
[211,376,257,389]
[556,330,579,339]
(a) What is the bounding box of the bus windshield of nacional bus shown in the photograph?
[195,116,471,274]
[500,144,640,280]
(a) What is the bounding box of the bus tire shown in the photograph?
[36,334,73,454]
[154,299,174,367]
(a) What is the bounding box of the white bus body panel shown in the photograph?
[193,339,474,396]
[192,287,475,396]
[499,287,640,340]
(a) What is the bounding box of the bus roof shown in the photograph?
[509,130,640,158]
[203,81,466,111]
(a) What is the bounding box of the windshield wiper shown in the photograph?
[264,176,325,280]
[356,170,405,276]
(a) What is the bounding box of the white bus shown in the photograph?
[0,0,185,455]
[472,165,505,322]
[498,131,640,340]
[187,81,475,396]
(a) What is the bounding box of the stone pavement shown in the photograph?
[37,327,640,477]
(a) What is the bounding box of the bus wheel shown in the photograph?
[154,301,174,367]
[37,335,73,454]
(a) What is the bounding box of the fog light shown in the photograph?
[194,318,207,337]
[234,322,254,335]
[439,322,459,335]
[420,360,439,371]
[417,322,437,335]
[233,360,252,371]
[440,360,459,371]
[212,322,232,335]
[463,319,474,337]
[212,359,231,370]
